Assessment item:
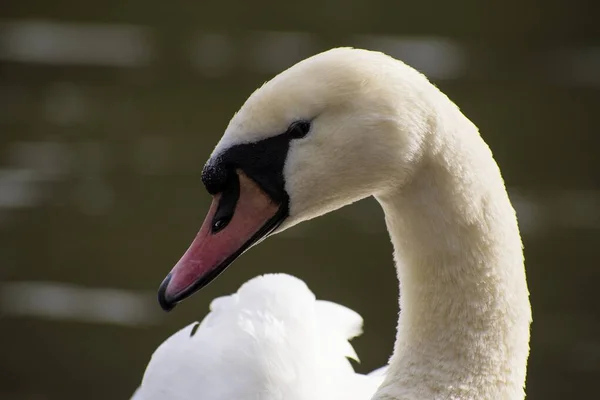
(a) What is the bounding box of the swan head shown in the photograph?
[158,48,431,310]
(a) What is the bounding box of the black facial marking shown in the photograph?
[211,172,240,233]
[202,161,229,195]
[190,322,200,337]
[202,120,311,200]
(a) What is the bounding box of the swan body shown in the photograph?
[133,274,385,400]
[155,48,532,399]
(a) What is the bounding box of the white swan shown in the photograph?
[154,47,532,399]
[134,274,385,400]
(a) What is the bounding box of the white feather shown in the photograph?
[134,274,385,400]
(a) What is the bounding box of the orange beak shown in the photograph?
[158,171,284,311]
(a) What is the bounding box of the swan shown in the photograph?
[133,273,385,400]
[155,47,532,399]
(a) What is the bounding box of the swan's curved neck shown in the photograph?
[373,112,531,399]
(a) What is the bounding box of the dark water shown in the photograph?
[1,1,599,399]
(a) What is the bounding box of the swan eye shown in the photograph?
[287,121,311,139]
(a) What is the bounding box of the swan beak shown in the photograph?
[157,172,284,311]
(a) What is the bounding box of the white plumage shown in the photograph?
[133,274,385,400]
[137,47,531,399]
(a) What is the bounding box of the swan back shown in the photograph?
[135,274,383,400]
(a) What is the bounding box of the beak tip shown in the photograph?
[157,273,177,312]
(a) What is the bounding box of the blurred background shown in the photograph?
[1,1,599,399]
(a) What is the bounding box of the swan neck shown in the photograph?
[373,124,531,399]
